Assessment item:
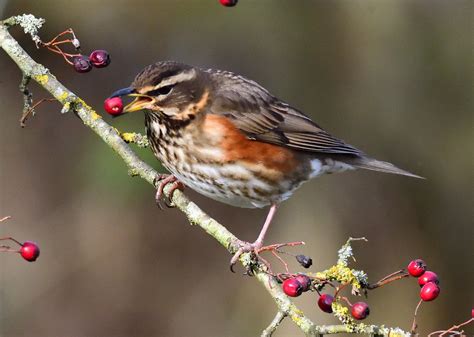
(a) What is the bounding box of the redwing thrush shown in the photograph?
[110,61,421,268]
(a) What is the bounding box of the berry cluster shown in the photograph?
[38,29,110,73]
[276,254,443,324]
[279,253,371,321]
[72,50,111,73]
[407,258,440,301]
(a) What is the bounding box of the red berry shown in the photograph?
[72,55,92,73]
[104,97,124,116]
[418,271,439,287]
[351,302,370,320]
[471,308,474,318]
[20,241,40,262]
[407,259,427,277]
[420,282,440,301]
[317,294,334,313]
[294,274,311,292]
[220,0,238,7]
[282,278,302,297]
[89,50,111,68]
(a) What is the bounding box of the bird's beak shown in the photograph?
[109,87,155,113]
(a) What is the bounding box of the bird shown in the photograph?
[109,61,422,269]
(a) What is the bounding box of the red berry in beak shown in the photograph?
[89,50,111,68]
[418,271,439,287]
[282,278,303,297]
[220,0,238,7]
[20,241,40,262]
[104,97,124,116]
[420,282,440,301]
[407,259,427,277]
[351,302,370,320]
[317,294,334,313]
[72,55,92,73]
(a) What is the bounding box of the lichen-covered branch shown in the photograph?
[261,311,286,337]
[0,15,411,336]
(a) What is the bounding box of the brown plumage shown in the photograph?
[110,61,422,268]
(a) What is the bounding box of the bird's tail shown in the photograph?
[351,157,424,179]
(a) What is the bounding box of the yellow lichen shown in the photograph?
[35,74,48,85]
[90,110,102,121]
[58,92,69,101]
[121,132,135,143]
[316,263,362,289]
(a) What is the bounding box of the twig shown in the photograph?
[261,311,287,337]
[428,317,473,336]
[20,97,57,126]
[411,299,423,335]
[367,269,409,290]
[0,216,11,222]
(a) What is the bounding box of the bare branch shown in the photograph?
[261,311,287,337]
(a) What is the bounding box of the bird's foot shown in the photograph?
[154,174,184,209]
[229,239,305,274]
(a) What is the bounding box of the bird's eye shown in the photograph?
[147,85,174,97]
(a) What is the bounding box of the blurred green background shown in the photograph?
[0,1,472,336]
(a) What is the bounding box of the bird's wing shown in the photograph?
[208,71,364,156]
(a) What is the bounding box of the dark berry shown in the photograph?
[89,50,111,68]
[104,97,124,116]
[317,294,334,313]
[220,0,238,6]
[294,274,311,292]
[418,271,439,287]
[72,55,92,73]
[407,259,427,277]
[282,278,303,297]
[20,241,40,262]
[420,282,440,301]
[351,302,370,320]
[296,254,312,268]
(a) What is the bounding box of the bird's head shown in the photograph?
[110,61,211,121]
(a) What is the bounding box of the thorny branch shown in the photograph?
[0,14,417,336]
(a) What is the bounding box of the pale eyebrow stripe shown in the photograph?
[154,69,197,89]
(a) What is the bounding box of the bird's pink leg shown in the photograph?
[230,204,278,271]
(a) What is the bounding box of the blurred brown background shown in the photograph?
[0,1,472,336]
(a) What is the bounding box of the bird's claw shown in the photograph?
[154,174,184,209]
[229,239,263,273]
[229,240,306,274]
